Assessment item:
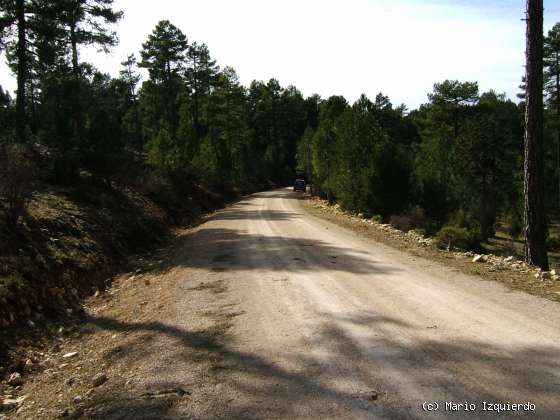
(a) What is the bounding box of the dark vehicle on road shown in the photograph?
[294,179,306,192]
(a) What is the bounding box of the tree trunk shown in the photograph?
[523,0,549,269]
[70,22,79,77]
[69,19,83,146]
[15,0,26,143]
[306,137,313,195]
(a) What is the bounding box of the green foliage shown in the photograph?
[544,23,560,209]
[139,20,188,161]
[412,228,426,237]
[505,210,523,238]
[146,125,186,172]
[544,23,560,108]
[428,80,479,106]
[370,214,383,224]
[0,273,26,300]
[435,224,476,251]
[140,20,188,83]
[246,79,308,184]
[547,235,560,252]
[412,82,522,240]
[300,93,413,216]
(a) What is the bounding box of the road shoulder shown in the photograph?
[298,195,560,304]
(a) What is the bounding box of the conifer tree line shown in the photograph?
[1,1,560,257]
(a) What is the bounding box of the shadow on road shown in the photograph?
[209,209,304,221]
[146,227,396,276]
[80,311,559,419]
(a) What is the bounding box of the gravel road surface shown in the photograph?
[16,188,560,419]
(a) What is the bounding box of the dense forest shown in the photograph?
[1,0,560,255]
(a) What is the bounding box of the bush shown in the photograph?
[547,235,560,252]
[435,224,477,251]
[412,228,426,237]
[0,144,34,225]
[446,208,485,242]
[390,206,426,232]
[0,273,26,300]
[370,214,382,224]
[506,212,523,238]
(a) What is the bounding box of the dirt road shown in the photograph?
[16,188,560,419]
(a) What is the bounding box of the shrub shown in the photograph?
[506,212,523,238]
[446,208,485,243]
[412,228,426,237]
[435,224,476,251]
[390,206,427,232]
[547,235,560,252]
[0,273,26,300]
[370,214,382,224]
[0,144,34,225]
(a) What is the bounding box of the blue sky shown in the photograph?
[1,0,559,109]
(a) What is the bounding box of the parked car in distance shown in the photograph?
[294,179,306,192]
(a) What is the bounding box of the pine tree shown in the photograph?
[54,0,122,76]
[140,20,187,137]
[139,20,189,171]
[544,23,560,208]
[53,0,122,145]
[185,42,219,154]
[119,54,141,146]
[0,0,32,142]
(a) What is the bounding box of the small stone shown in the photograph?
[66,308,73,315]
[62,352,78,359]
[504,256,514,263]
[7,372,24,386]
[73,396,82,404]
[61,407,83,418]
[24,359,34,371]
[2,395,26,411]
[27,320,36,328]
[351,390,378,401]
[92,373,108,387]
[472,255,482,263]
[551,269,556,276]
[94,290,100,298]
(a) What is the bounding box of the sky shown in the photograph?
[1,0,559,110]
